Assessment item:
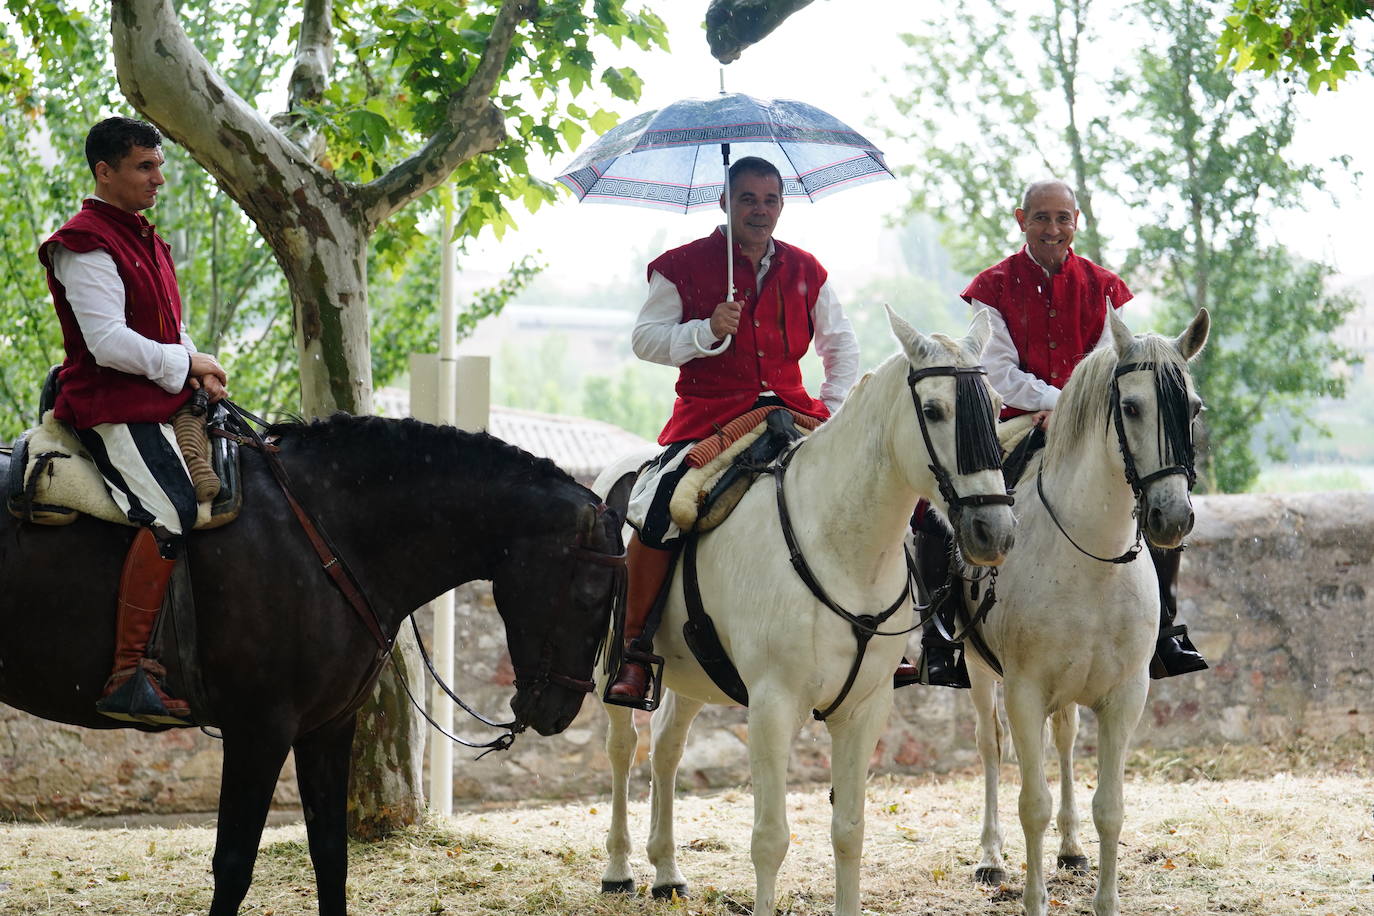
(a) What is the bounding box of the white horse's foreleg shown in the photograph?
[826,687,894,916]
[1052,703,1088,872]
[1091,684,1147,916]
[969,669,1006,885]
[1005,684,1052,916]
[748,690,806,916]
[647,690,704,898]
[601,702,639,893]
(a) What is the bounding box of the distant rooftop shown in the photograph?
[373,387,651,481]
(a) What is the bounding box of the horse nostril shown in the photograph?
[1148,506,1163,532]
[972,517,990,545]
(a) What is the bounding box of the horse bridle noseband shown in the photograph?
[219,399,627,753]
[1038,360,1198,564]
[768,363,1011,720]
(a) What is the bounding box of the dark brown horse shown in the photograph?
[0,414,625,915]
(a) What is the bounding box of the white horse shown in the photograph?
[592,308,1018,916]
[963,307,1210,916]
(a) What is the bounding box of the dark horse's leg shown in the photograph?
[294,716,359,916]
[210,731,294,916]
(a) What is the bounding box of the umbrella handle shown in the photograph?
[722,143,735,354]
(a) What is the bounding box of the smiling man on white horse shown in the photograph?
[606,155,922,705]
[915,178,1209,688]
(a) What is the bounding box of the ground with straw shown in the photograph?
[1,741,1370,915]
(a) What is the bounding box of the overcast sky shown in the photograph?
[467,1,1374,305]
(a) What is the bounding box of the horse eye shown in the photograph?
[922,404,944,422]
[1191,400,1204,420]
[1122,401,1140,419]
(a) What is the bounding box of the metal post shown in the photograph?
[427,183,458,817]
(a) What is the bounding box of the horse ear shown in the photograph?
[1175,307,1210,360]
[965,308,993,358]
[1107,305,1134,357]
[886,304,937,362]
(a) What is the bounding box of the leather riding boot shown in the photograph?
[606,534,674,703]
[910,526,971,689]
[1148,546,1209,679]
[96,527,193,726]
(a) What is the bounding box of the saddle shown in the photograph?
[668,407,817,533]
[6,371,242,529]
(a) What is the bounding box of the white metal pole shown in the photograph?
[427,182,457,817]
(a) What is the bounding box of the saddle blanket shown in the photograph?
[668,408,818,533]
[8,412,235,530]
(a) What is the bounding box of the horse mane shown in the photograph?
[266,413,579,487]
[1043,334,1189,469]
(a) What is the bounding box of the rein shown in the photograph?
[1036,360,1197,565]
[217,401,628,752]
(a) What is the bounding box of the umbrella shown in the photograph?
[555,92,894,305]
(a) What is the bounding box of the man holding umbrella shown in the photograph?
[606,155,893,703]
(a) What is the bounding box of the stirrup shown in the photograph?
[1149,624,1209,680]
[916,643,971,689]
[603,647,665,712]
[96,660,195,727]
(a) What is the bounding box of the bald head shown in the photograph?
[1021,180,1077,213]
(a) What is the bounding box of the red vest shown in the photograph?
[961,248,1131,419]
[39,199,192,429]
[648,228,829,444]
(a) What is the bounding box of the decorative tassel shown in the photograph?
[955,372,1003,475]
[1156,361,1195,473]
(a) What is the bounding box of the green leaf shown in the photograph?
[601,65,643,101]
[588,108,619,134]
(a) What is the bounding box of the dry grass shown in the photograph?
[1,743,1371,915]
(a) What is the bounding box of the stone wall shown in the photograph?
[3,492,1370,820]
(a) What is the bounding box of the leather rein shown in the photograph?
[769,364,1013,720]
[1035,360,1197,565]
[214,401,627,752]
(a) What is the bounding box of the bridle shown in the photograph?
[1037,359,1198,565]
[769,362,1012,720]
[217,399,628,754]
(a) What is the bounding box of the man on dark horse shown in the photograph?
[38,116,228,725]
[605,155,924,703]
[915,178,1209,688]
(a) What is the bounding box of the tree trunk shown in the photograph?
[347,630,426,839]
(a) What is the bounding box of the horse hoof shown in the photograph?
[1057,854,1091,874]
[974,866,1006,886]
[651,883,689,899]
[600,879,636,894]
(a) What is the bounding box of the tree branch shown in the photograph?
[270,0,334,161]
[358,0,531,228]
[111,0,332,225]
[705,0,816,64]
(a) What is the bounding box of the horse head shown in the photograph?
[886,307,1016,566]
[1105,307,1210,549]
[492,495,626,736]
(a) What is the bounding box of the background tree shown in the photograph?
[1122,0,1359,490]
[883,0,1357,492]
[884,0,1110,272]
[1218,0,1372,91]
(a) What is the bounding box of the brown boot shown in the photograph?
[606,534,674,708]
[95,527,193,726]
